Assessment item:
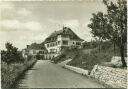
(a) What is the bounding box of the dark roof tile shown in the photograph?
[44,27,84,43]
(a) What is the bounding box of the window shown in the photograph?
[76,42,81,45]
[56,42,58,45]
[47,44,49,47]
[39,51,43,54]
[50,49,52,52]
[58,35,61,38]
[50,43,52,47]
[62,40,68,45]
[58,41,61,45]
[33,50,36,54]
[52,43,54,46]
[52,43,55,46]
[54,42,56,46]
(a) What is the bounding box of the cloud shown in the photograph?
[17,8,31,16]
[0,2,16,19]
[0,2,47,50]
[0,20,21,31]
[48,19,60,24]
[1,2,33,20]
[0,2,15,10]
[25,21,43,31]
[62,19,93,41]
[20,33,48,44]
[63,20,80,30]
[0,19,44,32]
[0,2,43,32]
[33,34,48,43]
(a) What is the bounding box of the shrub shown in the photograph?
[1,57,37,88]
[52,54,66,63]
[1,42,24,64]
[67,50,113,71]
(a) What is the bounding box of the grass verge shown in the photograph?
[1,57,37,89]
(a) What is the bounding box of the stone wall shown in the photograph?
[90,65,127,88]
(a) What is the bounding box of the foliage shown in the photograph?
[35,53,44,60]
[54,41,120,71]
[52,54,66,63]
[82,40,98,49]
[88,0,127,67]
[1,42,24,64]
[1,56,37,89]
[27,55,33,61]
[68,52,112,71]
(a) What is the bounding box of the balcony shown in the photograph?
[57,35,70,41]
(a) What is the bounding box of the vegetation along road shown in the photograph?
[14,60,104,88]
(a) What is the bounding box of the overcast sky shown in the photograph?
[0,0,107,50]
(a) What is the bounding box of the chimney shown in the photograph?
[27,45,30,49]
[63,25,65,30]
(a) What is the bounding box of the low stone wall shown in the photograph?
[63,65,89,76]
[90,65,127,88]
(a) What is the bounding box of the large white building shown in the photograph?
[44,27,84,56]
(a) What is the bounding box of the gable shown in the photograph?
[44,27,84,43]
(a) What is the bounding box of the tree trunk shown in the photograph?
[99,44,100,53]
[120,45,127,67]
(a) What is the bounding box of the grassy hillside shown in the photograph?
[52,48,79,63]
[52,41,122,71]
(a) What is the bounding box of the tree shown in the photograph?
[88,0,127,67]
[1,42,23,64]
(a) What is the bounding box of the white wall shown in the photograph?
[45,35,83,53]
[44,53,59,59]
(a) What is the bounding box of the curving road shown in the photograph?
[16,60,104,88]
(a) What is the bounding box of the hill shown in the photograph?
[52,41,123,71]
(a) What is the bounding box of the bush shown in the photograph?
[1,58,37,88]
[1,42,37,88]
[52,54,66,63]
[27,55,33,61]
[1,42,24,64]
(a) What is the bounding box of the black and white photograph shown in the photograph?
[0,0,127,88]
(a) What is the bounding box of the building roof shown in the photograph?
[22,42,47,52]
[27,42,46,50]
[44,27,84,43]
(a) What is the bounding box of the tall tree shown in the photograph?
[1,42,23,64]
[88,0,127,67]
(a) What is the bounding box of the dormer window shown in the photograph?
[58,35,61,38]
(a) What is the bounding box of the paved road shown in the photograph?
[16,60,104,88]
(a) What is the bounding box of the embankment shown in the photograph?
[1,58,37,89]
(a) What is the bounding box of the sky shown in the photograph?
[0,0,108,50]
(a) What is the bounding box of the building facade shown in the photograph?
[44,27,84,59]
[22,45,47,59]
